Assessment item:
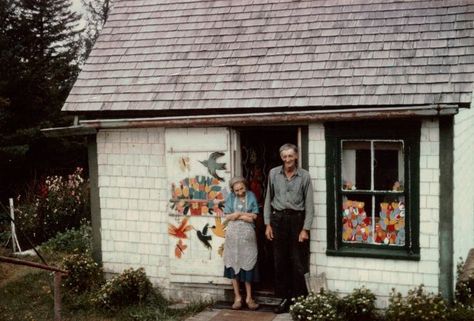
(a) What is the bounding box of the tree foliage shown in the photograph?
[0,0,87,200]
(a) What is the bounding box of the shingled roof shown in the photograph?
[63,0,474,114]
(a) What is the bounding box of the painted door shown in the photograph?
[165,127,235,284]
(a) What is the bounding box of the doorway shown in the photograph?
[238,126,303,294]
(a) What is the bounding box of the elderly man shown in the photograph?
[264,143,314,314]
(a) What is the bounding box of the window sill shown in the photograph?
[326,247,420,261]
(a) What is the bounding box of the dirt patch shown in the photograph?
[0,247,41,288]
[0,262,32,287]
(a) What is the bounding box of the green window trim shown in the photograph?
[325,120,420,260]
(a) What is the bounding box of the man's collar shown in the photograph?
[278,165,301,176]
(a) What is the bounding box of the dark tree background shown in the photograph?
[0,0,110,201]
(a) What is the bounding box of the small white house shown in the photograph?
[54,0,474,307]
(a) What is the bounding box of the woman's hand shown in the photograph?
[238,213,256,223]
[226,212,241,221]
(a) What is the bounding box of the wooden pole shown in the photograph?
[9,198,21,253]
[9,198,16,253]
[54,272,62,321]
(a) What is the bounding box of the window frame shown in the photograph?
[325,121,420,260]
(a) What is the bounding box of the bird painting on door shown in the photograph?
[199,152,226,181]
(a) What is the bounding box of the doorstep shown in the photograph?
[184,308,291,321]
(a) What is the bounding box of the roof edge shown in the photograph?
[78,105,459,130]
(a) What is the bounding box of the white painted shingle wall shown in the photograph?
[453,107,474,279]
[309,120,440,308]
[94,120,449,303]
[97,128,170,289]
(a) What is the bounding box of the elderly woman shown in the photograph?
[223,176,260,310]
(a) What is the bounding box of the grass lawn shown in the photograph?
[0,258,209,321]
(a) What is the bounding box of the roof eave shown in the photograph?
[77,104,459,130]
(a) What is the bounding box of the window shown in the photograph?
[325,121,420,260]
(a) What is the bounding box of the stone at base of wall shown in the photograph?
[167,282,232,303]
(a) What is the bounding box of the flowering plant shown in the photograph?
[339,286,377,321]
[14,167,89,245]
[385,284,449,321]
[61,251,103,293]
[290,289,342,321]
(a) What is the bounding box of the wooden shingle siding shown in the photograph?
[64,0,474,112]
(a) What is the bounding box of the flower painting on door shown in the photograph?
[169,148,228,216]
[170,175,226,216]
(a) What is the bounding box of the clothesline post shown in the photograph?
[9,198,22,253]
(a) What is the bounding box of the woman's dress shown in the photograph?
[223,191,259,282]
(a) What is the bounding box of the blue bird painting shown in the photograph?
[199,152,226,182]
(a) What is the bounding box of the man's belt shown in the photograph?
[274,209,304,215]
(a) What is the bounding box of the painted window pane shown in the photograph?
[342,195,372,243]
[341,197,404,246]
[375,195,405,246]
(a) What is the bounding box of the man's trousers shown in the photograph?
[270,210,309,299]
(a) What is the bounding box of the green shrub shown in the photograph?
[450,257,474,321]
[290,289,342,321]
[385,285,449,321]
[41,221,92,254]
[447,304,474,321]
[0,230,9,246]
[93,267,153,310]
[455,257,474,306]
[0,210,9,245]
[61,252,103,293]
[339,286,377,321]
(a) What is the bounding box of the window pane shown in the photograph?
[341,141,371,190]
[374,195,405,246]
[374,141,404,191]
[342,196,373,244]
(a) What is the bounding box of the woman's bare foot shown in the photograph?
[232,297,242,310]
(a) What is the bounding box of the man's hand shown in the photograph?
[298,229,309,242]
[265,224,274,241]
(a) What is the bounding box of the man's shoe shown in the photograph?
[273,298,289,314]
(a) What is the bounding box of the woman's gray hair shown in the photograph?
[279,143,298,154]
[229,176,247,190]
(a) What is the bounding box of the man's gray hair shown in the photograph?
[279,143,298,155]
